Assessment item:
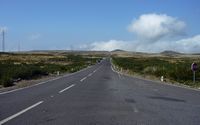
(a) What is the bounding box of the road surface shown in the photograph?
[0,58,200,125]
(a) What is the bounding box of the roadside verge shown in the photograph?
[0,65,94,95]
[110,58,200,91]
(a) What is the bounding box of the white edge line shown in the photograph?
[0,88,23,95]
[0,64,95,95]
[118,72,121,79]
[110,58,200,92]
[59,84,75,93]
[0,101,43,125]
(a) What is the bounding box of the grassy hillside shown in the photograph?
[0,52,101,87]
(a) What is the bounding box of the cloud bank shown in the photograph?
[80,40,133,51]
[128,13,186,42]
[81,13,199,53]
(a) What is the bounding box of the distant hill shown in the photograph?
[160,50,182,56]
[111,49,126,52]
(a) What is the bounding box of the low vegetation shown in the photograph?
[0,52,101,87]
[112,56,200,87]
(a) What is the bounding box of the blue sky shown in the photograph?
[0,0,200,52]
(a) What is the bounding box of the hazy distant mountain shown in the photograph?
[111,49,126,52]
[160,50,182,56]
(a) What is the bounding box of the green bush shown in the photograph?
[1,74,13,87]
[0,54,101,87]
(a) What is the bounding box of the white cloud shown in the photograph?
[80,40,133,51]
[81,13,200,53]
[128,13,186,41]
[175,35,200,53]
[82,35,200,53]
[79,40,132,52]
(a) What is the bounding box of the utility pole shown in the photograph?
[18,41,21,52]
[70,45,74,52]
[2,29,5,52]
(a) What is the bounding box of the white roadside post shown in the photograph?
[161,76,164,82]
[57,71,60,76]
[191,63,198,83]
[193,71,195,83]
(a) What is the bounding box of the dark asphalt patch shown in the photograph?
[148,96,186,103]
[103,76,111,80]
[125,98,136,103]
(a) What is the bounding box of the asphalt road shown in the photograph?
[0,58,200,125]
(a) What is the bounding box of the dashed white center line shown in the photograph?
[80,77,87,82]
[93,70,96,73]
[88,73,93,77]
[134,107,139,113]
[59,84,75,93]
[0,101,43,125]
[153,89,158,91]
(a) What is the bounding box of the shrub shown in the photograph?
[1,74,13,87]
[0,54,102,87]
[112,57,200,85]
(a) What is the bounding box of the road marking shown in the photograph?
[111,65,122,79]
[0,65,95,95]
[0,101,43,125]
[134,106,139,113]
[0,80,56,95]
[80,77,87,82]
[50,95,54,98]
[0,88,23,95]
[88,73,93,77]
[118,73,121,79]
[153,89,158,91]
[93,70,96,73]
[110,59,200,92]
[59,84,75,93]
[50,77,61,81]
[111,65,115,72]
